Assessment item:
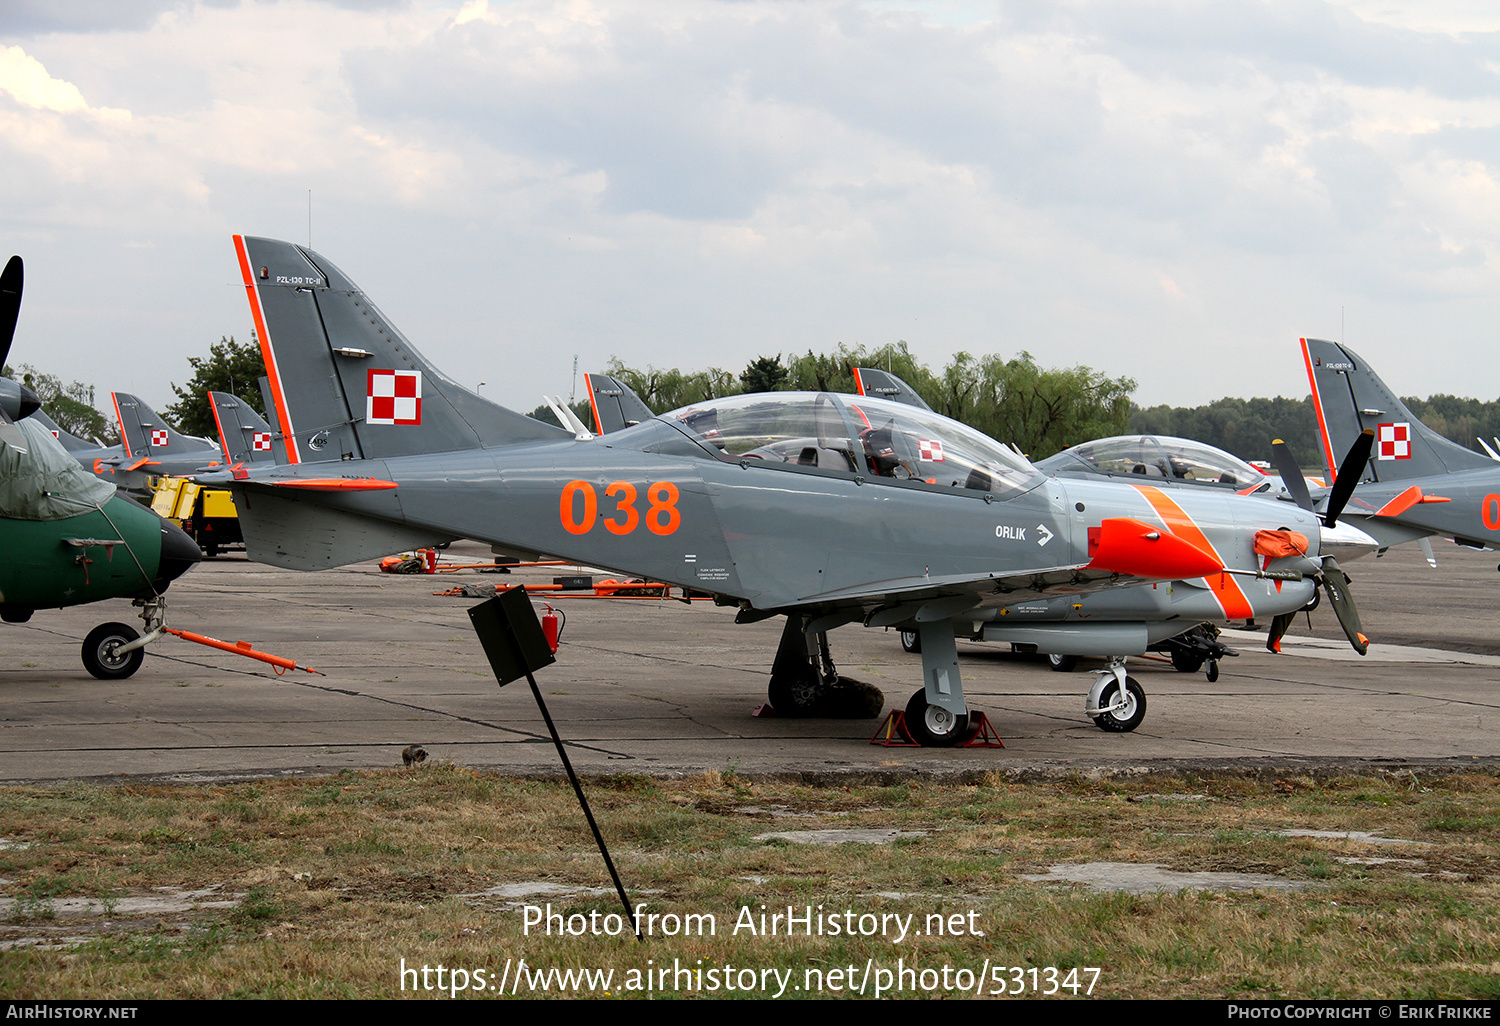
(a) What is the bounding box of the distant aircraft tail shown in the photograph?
[207,390,279,465]
[233,235,568,463]
[1301,338,1493,484]
[110,392,217,460]
[851,367,933,413]
[583,372,655,434]
[28,409,93,452]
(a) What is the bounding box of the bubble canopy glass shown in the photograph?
[1036,435,1267,489]
[611,391,1044,497]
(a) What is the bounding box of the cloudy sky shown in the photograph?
[2,0,1497,418]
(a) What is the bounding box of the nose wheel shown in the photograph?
[1085,659,1147,732]
[81,622,145,680]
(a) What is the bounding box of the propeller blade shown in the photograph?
[1323,428,1375,528]
[1270,438,1314,513]
[0,255,21,370]
[1319,557,1368,655]
[1265,611,1296,654]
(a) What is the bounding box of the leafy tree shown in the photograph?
[1132,396,1320,469]
[604,359,737,414]
[607,344,1134,458]
[739,354,789,393]
[163,336,266,439]
[2,362,116,443]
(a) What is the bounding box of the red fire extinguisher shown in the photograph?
[542,604,561,653]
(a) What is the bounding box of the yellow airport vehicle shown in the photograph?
[150,477,242,557]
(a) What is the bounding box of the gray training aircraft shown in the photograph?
[1302,337,1500,566]
[206,234,1356,745]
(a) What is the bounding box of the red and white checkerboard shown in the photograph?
[1377,422,1410,460]
[918,438,945,462]
[252,432,272,452]
[150,428,169,448]
[366,369,422,426]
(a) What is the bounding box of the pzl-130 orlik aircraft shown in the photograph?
[211,235,1363,745]
[1303,337,1500,566]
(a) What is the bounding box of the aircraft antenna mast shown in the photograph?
[308,190,313,248]
[571,354,578,403]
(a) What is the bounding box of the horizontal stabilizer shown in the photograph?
[230,485,456,570]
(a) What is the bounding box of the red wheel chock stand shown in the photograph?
[871,710,1004,748]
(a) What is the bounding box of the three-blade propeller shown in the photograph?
[1266,432,1374,655]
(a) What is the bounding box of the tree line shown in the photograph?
[16,337,1500,471]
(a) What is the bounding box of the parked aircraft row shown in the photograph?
[6,237,1498,746]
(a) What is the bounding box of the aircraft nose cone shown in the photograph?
[154,517,203,590]
[16,384,39,420]
[1319,519,1380,563]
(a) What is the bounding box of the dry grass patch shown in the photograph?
[0,767,1496,998]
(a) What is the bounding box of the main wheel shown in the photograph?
[903,690,968,747]
[1303,589,1321,612]
[81,623,144,680]
[1047,652,1078,672]
[1091,676,1146,732]
[1170,647,1205,674]
[900,630,921,653]
[768,670,821,716]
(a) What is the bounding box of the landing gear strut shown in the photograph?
[766,615,884,718]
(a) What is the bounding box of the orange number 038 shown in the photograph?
[561,480,680,536]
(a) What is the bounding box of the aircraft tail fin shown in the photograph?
[28,410,93,452]
[1301,338,1492,484]
[233,235,568,464]
[110,392,217,460]
[851,367,933,413]
[208,390,278,465]
[583,372,655,434]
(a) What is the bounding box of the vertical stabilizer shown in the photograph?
[208,390,278,466]
[29,410,93,452]
[583,372,655,434]
[233,235,568,463]
[110,392,217,459]
[852,367,934,413]
[1302,338,1492,484]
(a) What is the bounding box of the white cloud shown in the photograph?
[0,0,1497,413]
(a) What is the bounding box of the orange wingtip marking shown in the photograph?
[1374,485,1450,517]
[1085,517,1224,580]
[272,478,399,491]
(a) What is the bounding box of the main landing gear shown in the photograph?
[766,615,885,719]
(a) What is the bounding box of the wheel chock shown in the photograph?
[959,712,1004,749]
[752,703,780,718]
[870,711,920,746]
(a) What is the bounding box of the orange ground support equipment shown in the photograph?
[162,627,324,675]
